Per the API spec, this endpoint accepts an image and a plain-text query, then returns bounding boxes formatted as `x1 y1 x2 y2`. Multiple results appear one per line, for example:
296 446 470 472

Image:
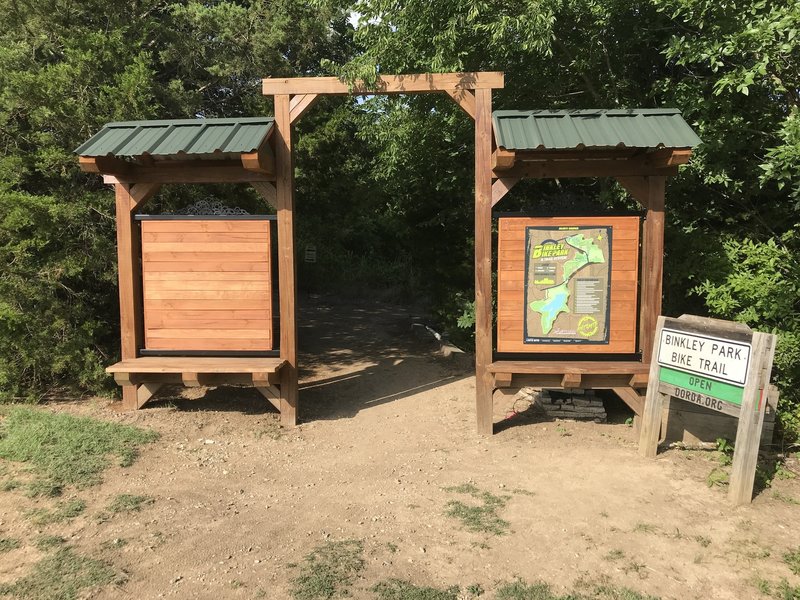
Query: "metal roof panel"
492 109 701 150
75 117 275 158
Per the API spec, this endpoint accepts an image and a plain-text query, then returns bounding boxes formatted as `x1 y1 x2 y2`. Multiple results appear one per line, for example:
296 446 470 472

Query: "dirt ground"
1 296 799 599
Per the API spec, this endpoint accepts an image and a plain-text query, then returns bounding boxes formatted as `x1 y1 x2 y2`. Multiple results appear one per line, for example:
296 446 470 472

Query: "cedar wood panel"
141 219 273 352
496 216 640 354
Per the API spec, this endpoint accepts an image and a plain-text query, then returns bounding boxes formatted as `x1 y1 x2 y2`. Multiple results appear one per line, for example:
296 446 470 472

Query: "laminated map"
523 225 612 345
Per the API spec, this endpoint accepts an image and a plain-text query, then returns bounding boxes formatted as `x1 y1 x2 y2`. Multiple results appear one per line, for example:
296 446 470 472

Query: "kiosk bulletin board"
497 216 641 354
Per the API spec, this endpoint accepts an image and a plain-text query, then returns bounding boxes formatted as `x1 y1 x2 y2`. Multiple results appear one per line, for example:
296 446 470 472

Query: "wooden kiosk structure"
77 72 700 434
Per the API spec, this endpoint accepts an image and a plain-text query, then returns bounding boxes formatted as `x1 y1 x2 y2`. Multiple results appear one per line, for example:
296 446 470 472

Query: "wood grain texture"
640 177 665 363
474 87 494 435
496 216 641 354
262 72 505 95
107 356 286 373
274 93 299 428
140 219 272 352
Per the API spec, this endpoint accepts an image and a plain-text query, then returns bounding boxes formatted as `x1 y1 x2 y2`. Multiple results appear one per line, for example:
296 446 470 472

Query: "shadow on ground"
297 296 472 421
142 295 472 422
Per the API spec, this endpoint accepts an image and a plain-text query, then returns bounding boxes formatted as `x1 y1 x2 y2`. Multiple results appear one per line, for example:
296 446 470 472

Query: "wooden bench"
489 360 650 414
107 356 286 410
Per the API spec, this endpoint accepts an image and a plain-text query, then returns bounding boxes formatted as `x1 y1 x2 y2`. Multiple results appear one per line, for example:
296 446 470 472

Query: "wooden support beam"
252 371 280 387
639 176 666 363
495 160 677 179
241 138 275 176
494 372 513 388
182 372 200 387
112 162 275 184
136 382 162 408
289 94 320 124
474 87 494 436
616 176 648 206
612 387 644 416
114 181 161 411
629 373 649 388
251 181 277 210
263 72 505 95
274 94 299 429
79 155 132 177
492 148 516 170
445 89 476 119
491 177 520 206
663 149 692 166
561 373 582 389
256 385 281 412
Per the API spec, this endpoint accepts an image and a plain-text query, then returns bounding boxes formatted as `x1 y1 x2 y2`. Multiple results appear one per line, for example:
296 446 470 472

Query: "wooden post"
729 332 777 505
114 182 160 410
639 176 665 363
638 317 667 457
474 87 494 435
274 94 299 428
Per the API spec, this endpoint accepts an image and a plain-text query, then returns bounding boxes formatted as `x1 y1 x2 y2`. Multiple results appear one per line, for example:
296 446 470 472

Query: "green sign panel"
658 367 744 405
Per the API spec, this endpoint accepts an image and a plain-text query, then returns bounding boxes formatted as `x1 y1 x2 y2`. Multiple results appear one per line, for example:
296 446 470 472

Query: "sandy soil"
1 296 799 599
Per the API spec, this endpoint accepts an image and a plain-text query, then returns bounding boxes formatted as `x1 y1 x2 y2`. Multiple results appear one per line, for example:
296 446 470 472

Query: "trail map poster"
523 225 612 345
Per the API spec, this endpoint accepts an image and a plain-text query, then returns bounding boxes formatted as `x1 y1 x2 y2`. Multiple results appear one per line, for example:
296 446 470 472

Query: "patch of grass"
385 542 398 553
694 535 712 548
467 583 485 596
0 479 21 492
373 579 460 600
25 480 63 498
511 488 536 497
784 547 800 575
34 535 66 551
0 407 158 494
289 539 364 600
706 467 730 487
107 494 154 514
26 499 86 526
776 579 800 599
633 522 658 534
0 547 113 599
100 538 127 551
622 561 648 579
495 580 569 599
773 491 800 505
443 484 510 536
0 538 21 553
604 549 626 561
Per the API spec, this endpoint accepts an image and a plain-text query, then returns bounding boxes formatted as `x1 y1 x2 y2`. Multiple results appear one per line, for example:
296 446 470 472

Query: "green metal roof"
74 117 274 159
492 109 701 151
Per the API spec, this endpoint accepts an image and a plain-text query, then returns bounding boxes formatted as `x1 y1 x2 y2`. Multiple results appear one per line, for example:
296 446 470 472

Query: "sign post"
638 315 777 505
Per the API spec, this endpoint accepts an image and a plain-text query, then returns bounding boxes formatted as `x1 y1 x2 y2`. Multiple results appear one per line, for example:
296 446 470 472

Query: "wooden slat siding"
145 271 268 281
146 338 272 351
145 262 270 272
474 87 494 436
274 93 299 428
145 290 270 300
144 242 269 253
142 232 267 242
140 220 269 232
143 251 269 262
496 216 641 354
146 280 268 291
140 219 272 353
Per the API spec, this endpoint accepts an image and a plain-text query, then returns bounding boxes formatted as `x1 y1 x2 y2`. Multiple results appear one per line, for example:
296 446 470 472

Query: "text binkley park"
639 314 777 505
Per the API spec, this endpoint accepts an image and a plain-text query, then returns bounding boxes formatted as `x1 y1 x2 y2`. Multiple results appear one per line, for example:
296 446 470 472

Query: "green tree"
0 0 351 399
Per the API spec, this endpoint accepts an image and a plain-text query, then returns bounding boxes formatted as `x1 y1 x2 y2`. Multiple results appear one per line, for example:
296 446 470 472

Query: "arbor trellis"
77 71 699 433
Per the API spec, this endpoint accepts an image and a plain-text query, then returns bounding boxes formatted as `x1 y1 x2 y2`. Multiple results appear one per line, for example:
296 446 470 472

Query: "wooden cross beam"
263 72 504 96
